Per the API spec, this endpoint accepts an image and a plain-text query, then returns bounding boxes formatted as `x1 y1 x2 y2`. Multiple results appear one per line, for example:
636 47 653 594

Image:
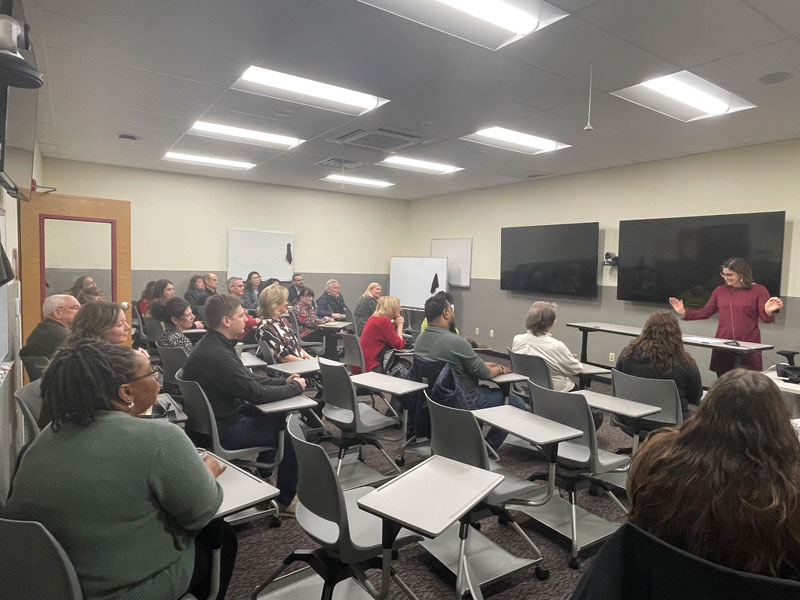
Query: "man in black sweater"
182 294 305 512
21 294 81 359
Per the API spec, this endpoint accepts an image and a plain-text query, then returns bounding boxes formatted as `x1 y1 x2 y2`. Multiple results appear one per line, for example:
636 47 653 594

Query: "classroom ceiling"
21 0 800 200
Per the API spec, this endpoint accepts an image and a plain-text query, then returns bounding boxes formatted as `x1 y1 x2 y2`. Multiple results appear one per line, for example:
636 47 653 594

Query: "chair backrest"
286 308 302 338
195 303 206 322
142 317 164 342
426 392 490 470
341 333 365 371
175 369 222 451
14 379 43 440
527 380 599 471
0 517 84 599
131 301 142 327
318 357 364 428
257 339 276 364
412 355 447 387
20 355 50 382
612 369 683 426
508 348 553 390
155 344 188 388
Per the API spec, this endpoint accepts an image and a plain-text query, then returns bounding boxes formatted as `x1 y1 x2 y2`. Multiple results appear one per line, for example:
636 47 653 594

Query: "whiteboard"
390 257 448 309
431 238 472 287
227 229 295 282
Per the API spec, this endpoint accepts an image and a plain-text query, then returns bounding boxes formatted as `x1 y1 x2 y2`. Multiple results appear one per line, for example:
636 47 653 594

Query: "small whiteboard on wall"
390 257 448 309
431 238 472 287
228 229 295 282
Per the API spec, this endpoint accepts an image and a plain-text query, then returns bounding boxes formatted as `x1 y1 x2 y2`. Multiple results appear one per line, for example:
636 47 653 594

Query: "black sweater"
182 329 302 428
615 348 702 414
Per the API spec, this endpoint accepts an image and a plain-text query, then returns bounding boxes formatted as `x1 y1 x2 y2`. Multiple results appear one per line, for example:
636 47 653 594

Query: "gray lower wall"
45 268 112 300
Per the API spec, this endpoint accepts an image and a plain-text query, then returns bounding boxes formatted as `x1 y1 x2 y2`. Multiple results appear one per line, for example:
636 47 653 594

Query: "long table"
567 321 773 368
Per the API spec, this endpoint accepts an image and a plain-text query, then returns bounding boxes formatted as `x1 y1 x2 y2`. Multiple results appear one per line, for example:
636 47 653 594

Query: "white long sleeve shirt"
511 331 582 392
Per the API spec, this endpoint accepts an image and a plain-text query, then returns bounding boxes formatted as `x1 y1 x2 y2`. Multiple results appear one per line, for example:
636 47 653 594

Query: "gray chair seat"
556 442 592 469
323 403 398 432
487 462 545 505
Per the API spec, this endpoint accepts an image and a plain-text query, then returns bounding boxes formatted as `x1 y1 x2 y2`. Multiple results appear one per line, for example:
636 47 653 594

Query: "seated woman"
76 284 106 305
615 309 702 417
184 275 206 313
67 275 94 298
628 369 800 578
136 280 156 316
360 295 406 373
242 271 261 310
292 287 332 343
258 284 312 363
151 297 196 355
69 301 131 346
511 301 582 392
6 341 237 599
353 282 381 334
145 279 175 316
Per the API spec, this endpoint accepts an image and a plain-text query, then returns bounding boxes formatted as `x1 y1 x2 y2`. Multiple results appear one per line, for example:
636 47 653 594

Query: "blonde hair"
374 296 400 318
362 282 381 297
258 283 288 319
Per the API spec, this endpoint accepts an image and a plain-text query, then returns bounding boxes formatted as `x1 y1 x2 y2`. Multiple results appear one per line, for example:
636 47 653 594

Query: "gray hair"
43 294 75 318
227 276 242 289
525 301 558 336
325 279 339 291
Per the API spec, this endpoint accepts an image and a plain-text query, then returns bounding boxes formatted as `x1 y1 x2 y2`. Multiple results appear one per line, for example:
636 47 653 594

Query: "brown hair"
524 301 557 336
620 310 696 373
628 369 800 576
721 256 754 288
68 301 124 345
204 294 241 330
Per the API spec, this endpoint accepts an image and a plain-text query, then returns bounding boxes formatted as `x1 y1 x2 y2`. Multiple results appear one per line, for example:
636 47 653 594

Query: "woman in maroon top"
668 257 782 375
360 296 406 372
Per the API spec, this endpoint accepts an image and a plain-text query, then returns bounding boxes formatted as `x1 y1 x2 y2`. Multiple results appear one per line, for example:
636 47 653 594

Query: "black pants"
187 520 238 599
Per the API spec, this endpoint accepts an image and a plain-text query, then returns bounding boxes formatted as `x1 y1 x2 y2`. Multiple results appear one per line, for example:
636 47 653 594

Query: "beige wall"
41 158 408 274
407 137 800 297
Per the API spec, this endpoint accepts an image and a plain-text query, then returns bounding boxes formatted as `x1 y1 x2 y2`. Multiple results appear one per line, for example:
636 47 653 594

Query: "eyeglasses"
720 272 737 279
126 364 162 383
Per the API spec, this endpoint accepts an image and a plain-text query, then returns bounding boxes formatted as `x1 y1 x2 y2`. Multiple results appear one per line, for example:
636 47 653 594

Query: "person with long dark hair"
668 257 782 375
628 369 800 578
137 280 156 316
68 275 94 298
242 271 261 310
6 341 236 599
184 275 206 312
616 310 702 417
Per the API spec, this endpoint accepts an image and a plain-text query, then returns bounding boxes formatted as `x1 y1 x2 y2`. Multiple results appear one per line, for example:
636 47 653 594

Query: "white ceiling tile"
747 0 800 35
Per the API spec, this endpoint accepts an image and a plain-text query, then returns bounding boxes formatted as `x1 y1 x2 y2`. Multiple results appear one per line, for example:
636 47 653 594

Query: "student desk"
349 371 428 397
211 453 280 519
266 358 321 376
358 455 504 600
318 321 353 332
240 351 268 369
567 321 773 368
255 395 318 415
764 370 800 418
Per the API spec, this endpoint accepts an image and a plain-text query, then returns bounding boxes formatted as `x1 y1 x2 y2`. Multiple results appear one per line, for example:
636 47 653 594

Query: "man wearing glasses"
21 294 81 359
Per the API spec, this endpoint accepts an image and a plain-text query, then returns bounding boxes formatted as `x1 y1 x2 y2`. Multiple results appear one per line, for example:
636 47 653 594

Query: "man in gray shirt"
414 292 526 448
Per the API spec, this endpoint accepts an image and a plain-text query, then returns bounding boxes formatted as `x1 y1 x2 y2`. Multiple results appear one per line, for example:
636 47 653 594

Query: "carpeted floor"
225 378 632 600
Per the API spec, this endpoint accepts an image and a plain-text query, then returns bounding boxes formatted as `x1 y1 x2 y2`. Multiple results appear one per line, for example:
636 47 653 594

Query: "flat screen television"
617 211 785 307
501 222 599 297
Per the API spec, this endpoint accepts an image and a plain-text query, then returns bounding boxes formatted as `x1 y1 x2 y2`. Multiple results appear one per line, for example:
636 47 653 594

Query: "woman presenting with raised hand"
668 257 782 375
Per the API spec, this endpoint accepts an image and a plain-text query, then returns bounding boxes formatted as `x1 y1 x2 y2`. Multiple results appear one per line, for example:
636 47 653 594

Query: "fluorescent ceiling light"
611 71 756 122
322 174 394 188
378 155 463 174
163 151 255 170
357 0 567 50
234 66 389 116
191 121 304 149
461 126 570 155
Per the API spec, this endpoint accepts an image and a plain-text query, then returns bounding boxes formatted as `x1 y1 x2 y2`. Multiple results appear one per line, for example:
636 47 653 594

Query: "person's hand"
395 315 404 330
287 374 307 390
485 362 498 369
202 455 226 478
668 297 685 315
194 320 204 329
136 347 150 359
333 313 344 320
765 296 783 315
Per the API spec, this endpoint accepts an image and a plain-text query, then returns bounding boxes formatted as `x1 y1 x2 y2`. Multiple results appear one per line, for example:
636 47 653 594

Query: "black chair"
571 523 800 600
777 350 798 366
20 355 49 381
394 356 446 466
155 344 188 396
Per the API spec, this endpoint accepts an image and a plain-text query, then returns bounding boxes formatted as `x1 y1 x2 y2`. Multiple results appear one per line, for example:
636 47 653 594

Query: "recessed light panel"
233 66 389 116
191 121 304 149
461 126 570 155
378 155 463 174
357 0 568 50
322 174 394 188
163 151 255 170
612 71 756 122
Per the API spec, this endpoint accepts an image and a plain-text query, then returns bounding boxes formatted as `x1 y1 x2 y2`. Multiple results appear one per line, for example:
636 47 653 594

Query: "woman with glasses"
7 341 237 599
668 257 782 375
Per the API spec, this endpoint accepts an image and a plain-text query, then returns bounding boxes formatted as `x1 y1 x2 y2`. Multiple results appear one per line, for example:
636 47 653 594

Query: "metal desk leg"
377 519 402 600
579 330 589 364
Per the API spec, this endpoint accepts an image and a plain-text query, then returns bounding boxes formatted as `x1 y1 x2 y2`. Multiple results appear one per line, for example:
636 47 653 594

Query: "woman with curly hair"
628 369 800 578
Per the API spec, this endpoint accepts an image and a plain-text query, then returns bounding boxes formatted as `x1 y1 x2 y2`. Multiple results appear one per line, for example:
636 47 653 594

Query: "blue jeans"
474 387 527 449
220 412 297 506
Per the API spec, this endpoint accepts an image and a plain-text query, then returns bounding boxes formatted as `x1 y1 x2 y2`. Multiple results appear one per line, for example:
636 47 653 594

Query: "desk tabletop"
764 370 800 395
319 321 353 330
580 363 611 376
575 389 661 418
357 455 503 539
490 371 529 384
240 352 267 368
350 371 428 396
256 395 318 415
473 405 582 446
209 453 279 519
266 358 321 376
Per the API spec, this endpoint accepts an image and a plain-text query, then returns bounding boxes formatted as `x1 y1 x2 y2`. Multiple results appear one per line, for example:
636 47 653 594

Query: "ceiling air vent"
326 128 422 151
315 158 364 170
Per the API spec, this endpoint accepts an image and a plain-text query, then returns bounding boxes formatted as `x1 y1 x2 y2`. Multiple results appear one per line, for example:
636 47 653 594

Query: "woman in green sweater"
7 341 234 599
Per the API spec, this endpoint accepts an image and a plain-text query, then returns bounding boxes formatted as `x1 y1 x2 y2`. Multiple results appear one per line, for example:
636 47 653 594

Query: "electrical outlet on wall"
489 330 494 337
609 352 615 363
475 327 479 335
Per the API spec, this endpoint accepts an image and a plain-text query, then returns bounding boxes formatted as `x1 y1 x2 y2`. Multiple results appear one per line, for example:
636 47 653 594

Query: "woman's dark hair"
69 275 94 298
152 279 173 300
138 280 156 302
259 277 280 292
619 310 696 373
68 301 123 345
188 275 204 291
76 285 104 305
151 297 190 328
628 369 800 577
43 340 140 431
298 286 314 298
721 257 754 288
245 271 261 291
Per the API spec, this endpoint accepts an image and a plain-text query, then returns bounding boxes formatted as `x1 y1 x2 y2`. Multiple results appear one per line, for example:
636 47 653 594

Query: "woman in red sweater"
360 296 406 372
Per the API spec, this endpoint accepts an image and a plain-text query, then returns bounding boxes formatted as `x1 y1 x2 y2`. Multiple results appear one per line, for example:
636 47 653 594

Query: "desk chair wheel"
270 516 282 528
470 522 482 531
394 457 406 467
535 566 550 580
497 514 510 527
588 484 600 497
569 556 581 570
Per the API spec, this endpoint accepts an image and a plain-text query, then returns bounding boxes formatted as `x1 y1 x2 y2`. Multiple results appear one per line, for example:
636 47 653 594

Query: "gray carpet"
226 379 632 600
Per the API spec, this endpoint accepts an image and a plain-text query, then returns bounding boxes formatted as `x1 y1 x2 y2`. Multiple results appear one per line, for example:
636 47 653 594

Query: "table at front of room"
567 321 773 369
